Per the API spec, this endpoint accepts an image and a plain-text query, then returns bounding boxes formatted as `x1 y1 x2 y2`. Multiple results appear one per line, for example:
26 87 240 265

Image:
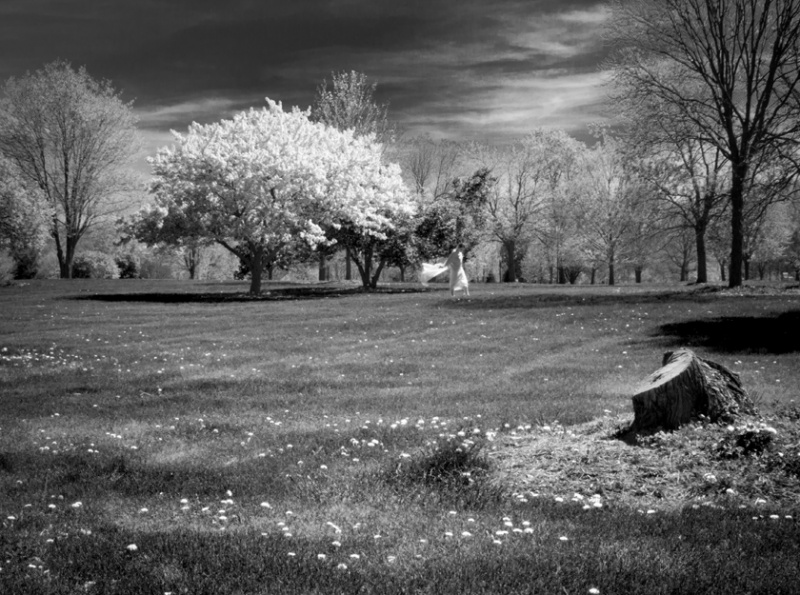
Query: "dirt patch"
490 413 800 511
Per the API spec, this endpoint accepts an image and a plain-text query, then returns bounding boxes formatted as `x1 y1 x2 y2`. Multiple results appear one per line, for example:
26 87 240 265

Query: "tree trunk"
744 257 751 281
248 245 264 295
608 262 615 286
695 223 708 283
345 247 352 280
504 240 517 283
629 349 755 432
729 163 747 288
590 267 596 285
635 267 643 283
318 251 326 281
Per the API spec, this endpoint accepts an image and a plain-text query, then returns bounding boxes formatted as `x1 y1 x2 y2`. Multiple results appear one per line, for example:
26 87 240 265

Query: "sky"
0 0 614 170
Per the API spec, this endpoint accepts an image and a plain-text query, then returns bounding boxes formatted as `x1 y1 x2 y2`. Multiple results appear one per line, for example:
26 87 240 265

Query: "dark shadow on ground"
442 287 719 310
70 285 429 303
657 310 800 354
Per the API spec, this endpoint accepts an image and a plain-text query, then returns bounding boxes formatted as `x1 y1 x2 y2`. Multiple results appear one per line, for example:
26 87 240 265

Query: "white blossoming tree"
144 99 414 294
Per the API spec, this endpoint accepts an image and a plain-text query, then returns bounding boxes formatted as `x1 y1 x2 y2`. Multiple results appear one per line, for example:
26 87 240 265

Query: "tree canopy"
143 99 413 294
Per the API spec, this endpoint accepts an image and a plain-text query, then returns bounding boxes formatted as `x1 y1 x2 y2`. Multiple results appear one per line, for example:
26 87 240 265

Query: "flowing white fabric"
420 262 448 286
420 250 469 294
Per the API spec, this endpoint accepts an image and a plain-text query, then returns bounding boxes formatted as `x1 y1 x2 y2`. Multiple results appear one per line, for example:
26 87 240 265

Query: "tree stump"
630 349 755 432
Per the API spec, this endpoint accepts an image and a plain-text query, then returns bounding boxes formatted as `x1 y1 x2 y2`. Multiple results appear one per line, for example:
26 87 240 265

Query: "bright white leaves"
148 99 414 253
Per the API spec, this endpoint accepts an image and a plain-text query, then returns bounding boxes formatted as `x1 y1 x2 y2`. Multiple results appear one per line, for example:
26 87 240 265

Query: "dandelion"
317 554 327 560
349 554 360 560
461 531 472 537
492 539 503 545
126 544 138 552
559 536 569 541
589 589 601 594
444 531 454 538
332 540 341 547
337 563 348 570
260 502 271 508
287 552 296 557
326 521 342 533
387 555 397 563
71 501 83 509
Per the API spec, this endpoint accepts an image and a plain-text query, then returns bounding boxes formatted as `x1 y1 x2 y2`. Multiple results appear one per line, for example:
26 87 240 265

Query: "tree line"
2 0 799 289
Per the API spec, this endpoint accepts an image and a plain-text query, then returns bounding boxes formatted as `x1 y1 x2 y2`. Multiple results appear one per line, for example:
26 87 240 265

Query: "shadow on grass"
445 288 714 310
658 310 800 354
69 285 429 303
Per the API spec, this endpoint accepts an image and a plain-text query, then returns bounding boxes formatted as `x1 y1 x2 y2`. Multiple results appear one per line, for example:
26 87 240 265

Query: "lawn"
1 279 799 594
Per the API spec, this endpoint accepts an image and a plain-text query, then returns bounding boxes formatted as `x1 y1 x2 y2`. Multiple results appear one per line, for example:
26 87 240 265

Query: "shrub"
72 251 120 279
384 429 504 508
115 253 139 279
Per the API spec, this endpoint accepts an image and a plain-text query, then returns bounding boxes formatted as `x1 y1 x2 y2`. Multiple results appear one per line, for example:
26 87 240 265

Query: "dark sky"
0 0 612 167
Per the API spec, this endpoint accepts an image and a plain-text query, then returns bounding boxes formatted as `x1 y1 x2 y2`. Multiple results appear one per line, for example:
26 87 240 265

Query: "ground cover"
1 279 799 594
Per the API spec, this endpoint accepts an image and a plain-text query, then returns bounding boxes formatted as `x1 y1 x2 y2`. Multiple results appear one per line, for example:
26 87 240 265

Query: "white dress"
444 250 469 294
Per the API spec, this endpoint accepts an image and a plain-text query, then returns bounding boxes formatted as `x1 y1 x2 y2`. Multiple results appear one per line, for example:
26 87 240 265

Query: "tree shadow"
70 285 428 303
657 311 800 354
444 288 716 310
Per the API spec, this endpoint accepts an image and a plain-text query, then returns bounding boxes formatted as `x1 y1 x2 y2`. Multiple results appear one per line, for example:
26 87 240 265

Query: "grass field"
1 279 799 594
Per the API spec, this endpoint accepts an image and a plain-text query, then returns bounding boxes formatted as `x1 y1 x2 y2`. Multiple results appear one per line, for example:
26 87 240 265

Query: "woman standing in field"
420 244 470 297
443 244 469 297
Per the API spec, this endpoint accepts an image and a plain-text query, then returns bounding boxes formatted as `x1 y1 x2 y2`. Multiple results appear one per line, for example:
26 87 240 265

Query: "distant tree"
622 93 730 283
311 70 398 281
311 70 395 142
575 136 652 285
144 100 412 295
608 0 800 288
403 135 462 200
473 131 581 283
0 60 139 278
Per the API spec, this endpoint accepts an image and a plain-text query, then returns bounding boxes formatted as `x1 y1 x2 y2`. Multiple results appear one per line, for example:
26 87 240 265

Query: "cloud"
1 0 613 151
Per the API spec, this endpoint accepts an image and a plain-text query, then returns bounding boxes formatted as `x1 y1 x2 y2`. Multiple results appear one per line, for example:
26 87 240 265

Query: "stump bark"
630 349 755 432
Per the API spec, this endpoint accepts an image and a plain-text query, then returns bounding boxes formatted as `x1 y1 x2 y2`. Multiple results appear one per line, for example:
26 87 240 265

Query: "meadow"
1 278 799 594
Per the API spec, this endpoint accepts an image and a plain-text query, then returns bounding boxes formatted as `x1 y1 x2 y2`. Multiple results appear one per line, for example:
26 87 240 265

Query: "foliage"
414 167 493 262
115 253 140 279
0 60 139 278
145 99 413 294
72 251 121 279
0 157 49 279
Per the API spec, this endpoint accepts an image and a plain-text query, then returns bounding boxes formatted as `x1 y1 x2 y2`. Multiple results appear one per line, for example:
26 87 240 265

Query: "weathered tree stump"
630 349 755 432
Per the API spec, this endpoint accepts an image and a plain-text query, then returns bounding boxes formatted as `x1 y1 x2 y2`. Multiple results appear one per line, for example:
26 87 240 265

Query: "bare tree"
0 60 140 278
575 137 652 285
403 135 462 200
608 0 800 287
470 131 575 283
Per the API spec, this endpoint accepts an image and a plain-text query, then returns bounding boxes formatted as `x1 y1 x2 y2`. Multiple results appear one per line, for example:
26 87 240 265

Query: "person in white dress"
420 244 470 297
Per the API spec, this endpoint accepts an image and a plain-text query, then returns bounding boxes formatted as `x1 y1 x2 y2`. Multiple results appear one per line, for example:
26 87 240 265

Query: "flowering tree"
145 99 412 294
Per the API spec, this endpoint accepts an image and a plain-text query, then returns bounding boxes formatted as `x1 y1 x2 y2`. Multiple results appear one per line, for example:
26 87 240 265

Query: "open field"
2 279 800 594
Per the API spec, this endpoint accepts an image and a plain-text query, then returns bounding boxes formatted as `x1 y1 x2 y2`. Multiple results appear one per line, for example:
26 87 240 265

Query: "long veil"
419 262 449 286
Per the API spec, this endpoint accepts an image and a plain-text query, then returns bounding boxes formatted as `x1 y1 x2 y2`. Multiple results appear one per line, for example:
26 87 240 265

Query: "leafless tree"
0 60 140 278
608 0 800 287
